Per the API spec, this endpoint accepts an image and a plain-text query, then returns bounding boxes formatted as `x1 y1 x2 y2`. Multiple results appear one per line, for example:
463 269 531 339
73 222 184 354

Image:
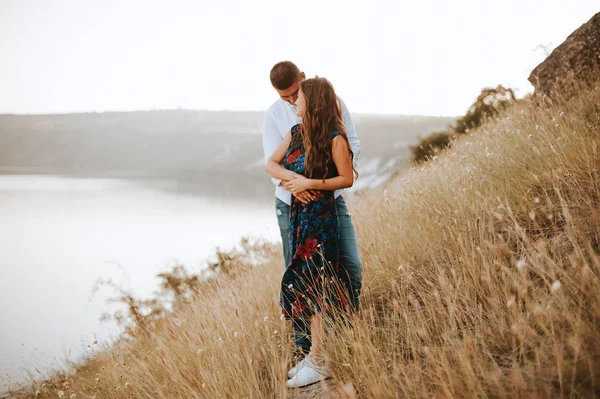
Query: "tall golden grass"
17 86 600 398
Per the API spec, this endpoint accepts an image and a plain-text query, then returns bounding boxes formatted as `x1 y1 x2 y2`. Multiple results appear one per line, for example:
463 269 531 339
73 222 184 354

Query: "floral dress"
280 124 351 321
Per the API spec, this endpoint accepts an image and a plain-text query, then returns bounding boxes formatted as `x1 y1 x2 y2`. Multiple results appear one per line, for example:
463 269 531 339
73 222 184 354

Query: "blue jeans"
276 195 363 354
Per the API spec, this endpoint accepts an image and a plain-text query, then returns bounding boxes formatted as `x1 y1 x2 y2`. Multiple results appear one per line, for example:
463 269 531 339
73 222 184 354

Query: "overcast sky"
0 0 598 116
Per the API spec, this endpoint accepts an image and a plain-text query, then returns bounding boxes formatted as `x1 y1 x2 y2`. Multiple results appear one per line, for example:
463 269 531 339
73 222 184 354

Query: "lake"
0 174 279 386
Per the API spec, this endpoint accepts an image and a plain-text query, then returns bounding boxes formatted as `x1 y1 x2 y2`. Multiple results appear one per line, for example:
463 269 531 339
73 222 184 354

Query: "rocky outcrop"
529 12 600 100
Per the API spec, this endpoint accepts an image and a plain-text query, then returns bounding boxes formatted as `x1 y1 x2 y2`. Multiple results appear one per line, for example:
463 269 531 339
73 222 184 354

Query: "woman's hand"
282 180 316 204
288 175 312 195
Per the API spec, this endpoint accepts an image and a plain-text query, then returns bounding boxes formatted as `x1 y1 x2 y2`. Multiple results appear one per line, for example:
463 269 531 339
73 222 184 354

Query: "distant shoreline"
0 170 273 204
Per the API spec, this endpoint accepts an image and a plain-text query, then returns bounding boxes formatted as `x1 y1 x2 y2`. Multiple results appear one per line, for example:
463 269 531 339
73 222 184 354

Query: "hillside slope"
12 86 600 398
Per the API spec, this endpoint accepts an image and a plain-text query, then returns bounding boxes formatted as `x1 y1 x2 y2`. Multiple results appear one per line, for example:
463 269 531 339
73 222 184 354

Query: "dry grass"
14 87 600 398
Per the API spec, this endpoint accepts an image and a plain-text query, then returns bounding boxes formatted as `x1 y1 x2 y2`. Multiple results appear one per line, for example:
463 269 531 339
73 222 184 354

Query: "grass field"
11 86 600 398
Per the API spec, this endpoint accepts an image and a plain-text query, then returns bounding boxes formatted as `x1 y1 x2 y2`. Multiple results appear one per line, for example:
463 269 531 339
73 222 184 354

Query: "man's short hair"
270 61 301 90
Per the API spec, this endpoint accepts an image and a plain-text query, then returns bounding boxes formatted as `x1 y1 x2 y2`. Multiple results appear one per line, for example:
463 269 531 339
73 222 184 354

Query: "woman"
265 77 357 388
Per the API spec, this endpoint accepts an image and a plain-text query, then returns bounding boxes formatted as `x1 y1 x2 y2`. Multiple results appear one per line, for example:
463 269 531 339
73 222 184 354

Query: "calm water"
0 175 279 385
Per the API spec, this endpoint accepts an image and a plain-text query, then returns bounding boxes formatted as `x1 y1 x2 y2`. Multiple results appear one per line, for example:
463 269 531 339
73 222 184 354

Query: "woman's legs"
286 313 330 388
309 314 326 366
277 198 312 355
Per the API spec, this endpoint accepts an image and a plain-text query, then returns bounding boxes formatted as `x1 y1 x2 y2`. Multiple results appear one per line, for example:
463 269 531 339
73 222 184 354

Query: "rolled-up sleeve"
262 111 283 186
339 97 360 166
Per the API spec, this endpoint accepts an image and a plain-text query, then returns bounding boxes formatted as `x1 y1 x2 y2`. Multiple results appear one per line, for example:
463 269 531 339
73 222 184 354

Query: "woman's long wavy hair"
299 77 358 181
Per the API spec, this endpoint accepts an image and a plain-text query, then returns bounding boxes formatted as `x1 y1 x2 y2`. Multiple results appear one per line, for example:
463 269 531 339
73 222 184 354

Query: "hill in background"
0 111 455 200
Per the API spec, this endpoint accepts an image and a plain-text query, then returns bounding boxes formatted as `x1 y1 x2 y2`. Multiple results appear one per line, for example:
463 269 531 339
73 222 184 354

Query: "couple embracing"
262 61 363 388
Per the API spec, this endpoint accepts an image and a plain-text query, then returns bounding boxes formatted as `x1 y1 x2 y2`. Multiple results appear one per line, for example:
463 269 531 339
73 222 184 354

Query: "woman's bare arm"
288 136 354 193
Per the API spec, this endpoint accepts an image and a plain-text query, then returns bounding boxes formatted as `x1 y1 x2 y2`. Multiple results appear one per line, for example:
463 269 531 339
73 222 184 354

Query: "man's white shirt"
262 97 361 206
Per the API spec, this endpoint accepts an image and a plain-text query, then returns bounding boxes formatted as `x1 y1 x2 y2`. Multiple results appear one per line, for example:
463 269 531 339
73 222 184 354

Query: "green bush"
410 131 454 163
454 85 517 134
410 85 518 163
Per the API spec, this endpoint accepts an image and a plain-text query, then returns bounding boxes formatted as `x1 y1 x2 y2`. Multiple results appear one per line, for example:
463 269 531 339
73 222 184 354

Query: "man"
262 61 363 357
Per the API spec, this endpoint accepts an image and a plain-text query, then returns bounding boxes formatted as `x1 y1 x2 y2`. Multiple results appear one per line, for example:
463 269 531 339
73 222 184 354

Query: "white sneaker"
287 355 309 378
286 354 331 388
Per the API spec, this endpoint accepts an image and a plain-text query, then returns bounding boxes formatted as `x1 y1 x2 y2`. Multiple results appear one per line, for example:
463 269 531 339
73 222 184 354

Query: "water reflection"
0 175 278 384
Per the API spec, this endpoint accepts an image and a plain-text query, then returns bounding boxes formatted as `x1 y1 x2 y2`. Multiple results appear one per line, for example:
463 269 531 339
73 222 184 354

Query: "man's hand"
282 180 316 204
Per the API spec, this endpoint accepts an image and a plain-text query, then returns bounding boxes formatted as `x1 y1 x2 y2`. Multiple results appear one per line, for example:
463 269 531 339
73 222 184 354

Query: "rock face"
529 12 600 100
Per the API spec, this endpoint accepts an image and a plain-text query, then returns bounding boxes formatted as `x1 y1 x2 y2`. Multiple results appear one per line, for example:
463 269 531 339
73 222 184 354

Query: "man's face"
275 72 306 105
295 87 307 117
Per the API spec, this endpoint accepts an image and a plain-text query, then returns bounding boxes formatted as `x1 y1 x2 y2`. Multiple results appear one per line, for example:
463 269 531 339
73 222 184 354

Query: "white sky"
0 0 598 116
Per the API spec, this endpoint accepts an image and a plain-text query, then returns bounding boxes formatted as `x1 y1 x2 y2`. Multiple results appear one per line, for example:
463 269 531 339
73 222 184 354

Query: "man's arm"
265 132 297 181
262 111 315 204
262 111 283 187
339 97 361 166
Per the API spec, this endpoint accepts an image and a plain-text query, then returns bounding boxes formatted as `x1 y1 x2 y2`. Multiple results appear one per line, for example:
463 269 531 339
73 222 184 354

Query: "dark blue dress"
280 124 351 320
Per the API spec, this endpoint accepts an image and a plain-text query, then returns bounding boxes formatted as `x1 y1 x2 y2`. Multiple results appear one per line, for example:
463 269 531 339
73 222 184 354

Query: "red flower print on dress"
291 294 307 318
297 238 318 259
287 150 301 163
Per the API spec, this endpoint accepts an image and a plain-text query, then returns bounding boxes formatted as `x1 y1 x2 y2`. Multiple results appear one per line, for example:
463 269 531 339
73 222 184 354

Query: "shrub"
454 85 517 134
410 131 454 163
410 85 518 163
